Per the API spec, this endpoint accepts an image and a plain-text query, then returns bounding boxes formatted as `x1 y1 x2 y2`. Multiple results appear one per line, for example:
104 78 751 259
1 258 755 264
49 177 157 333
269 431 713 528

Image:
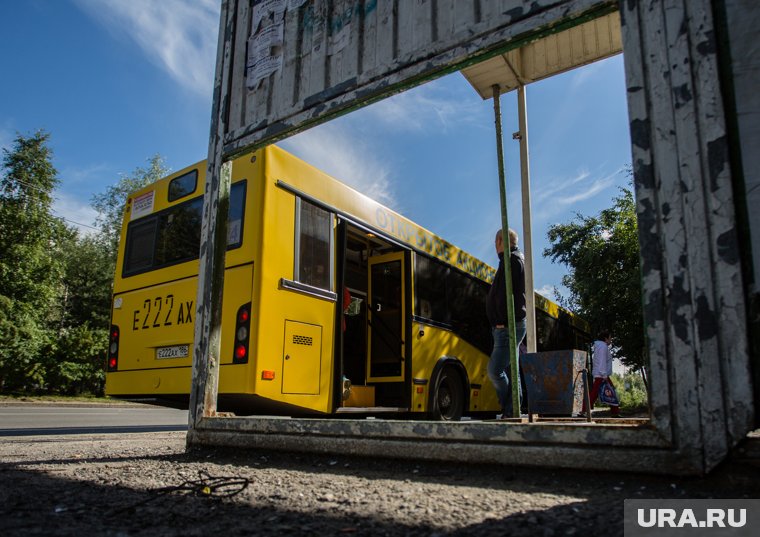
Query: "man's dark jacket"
486 247 526 327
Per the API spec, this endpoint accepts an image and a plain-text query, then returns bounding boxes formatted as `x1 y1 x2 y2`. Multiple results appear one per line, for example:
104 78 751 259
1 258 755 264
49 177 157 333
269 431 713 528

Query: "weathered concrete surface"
2 430 759 536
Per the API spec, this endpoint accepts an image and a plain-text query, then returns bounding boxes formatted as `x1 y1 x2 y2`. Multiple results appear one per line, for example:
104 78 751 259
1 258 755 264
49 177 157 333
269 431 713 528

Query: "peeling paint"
629 118 651 150
707 136 728 193
695 295 718 341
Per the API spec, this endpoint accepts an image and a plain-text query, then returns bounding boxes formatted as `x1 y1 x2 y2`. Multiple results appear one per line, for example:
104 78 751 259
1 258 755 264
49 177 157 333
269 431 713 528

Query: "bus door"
367 252 406 383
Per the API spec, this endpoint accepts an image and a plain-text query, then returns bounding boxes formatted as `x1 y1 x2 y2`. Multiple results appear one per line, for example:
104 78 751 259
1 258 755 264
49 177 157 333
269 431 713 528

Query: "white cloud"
280 121 396 208
534 167 623 211
362 77 488 134
534 169 591 203
52 192 99 236
569 59 608 91
74 0 219 97
535 284 556 298
559 171 618 205
60 163 112 185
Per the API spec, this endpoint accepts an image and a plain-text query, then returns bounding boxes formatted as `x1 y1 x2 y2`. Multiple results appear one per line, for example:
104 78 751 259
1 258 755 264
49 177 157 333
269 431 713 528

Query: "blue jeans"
488 320 527 416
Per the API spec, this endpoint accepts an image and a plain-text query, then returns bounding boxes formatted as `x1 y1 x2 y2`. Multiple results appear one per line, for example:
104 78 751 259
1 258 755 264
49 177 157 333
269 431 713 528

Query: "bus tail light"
108 325 119 371
232 302 251 363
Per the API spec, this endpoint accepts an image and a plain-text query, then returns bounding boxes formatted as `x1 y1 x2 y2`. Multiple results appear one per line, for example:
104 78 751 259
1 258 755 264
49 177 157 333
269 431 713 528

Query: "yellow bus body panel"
249 149 335 413
409 323 499 414
106 264 254 396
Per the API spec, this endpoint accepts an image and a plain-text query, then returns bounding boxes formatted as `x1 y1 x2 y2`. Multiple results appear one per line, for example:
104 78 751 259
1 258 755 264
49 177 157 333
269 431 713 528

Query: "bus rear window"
123 181 247 277
124 219 157 273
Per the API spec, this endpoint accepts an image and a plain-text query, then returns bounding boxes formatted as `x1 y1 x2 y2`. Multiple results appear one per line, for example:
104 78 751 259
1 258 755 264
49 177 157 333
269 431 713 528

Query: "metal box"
521 350 587 416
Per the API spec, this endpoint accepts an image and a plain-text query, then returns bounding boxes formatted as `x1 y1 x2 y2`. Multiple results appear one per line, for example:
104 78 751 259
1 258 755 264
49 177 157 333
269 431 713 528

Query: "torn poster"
246 18 285 89
252 0 286 33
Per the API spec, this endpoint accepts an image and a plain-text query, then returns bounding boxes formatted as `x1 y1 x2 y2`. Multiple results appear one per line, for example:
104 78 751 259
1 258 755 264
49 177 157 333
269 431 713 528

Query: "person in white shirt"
582 330 620 416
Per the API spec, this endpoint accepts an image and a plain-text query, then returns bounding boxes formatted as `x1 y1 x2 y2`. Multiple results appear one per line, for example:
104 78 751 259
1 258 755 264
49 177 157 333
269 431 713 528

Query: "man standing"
486 228 527 418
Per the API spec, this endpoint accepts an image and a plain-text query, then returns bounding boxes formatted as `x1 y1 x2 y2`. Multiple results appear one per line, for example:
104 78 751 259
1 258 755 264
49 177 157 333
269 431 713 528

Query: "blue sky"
1 0 632 301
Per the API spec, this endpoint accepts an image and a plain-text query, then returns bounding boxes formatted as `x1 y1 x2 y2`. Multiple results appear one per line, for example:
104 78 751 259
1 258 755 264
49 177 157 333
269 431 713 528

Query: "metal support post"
492 85 520 418
189 0 233 433
517 85 537 353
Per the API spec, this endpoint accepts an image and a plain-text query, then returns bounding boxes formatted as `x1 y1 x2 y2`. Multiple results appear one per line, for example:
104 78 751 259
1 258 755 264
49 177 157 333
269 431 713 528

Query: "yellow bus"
105 145 590 419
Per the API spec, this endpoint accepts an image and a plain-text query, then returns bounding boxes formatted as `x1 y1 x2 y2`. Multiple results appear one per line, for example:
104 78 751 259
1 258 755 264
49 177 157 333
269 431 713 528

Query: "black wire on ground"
108 470 250 516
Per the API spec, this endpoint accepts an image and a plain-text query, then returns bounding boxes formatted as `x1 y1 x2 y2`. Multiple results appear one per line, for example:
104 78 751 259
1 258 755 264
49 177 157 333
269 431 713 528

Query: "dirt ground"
2 425 760 537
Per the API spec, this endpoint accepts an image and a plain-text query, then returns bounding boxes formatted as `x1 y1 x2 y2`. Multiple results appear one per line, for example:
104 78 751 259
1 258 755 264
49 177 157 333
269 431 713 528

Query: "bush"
42 325 108 396
0 295 50 392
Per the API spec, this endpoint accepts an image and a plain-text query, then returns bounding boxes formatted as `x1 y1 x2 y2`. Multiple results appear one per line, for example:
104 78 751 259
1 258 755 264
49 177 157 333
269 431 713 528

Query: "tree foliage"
0 131 69 390
544 187 645 370
0 132 165 395
0 130 69 315
90 154 168 262
0 132 170 395
41 324 107 396
59 233 114 330
0 295 49 391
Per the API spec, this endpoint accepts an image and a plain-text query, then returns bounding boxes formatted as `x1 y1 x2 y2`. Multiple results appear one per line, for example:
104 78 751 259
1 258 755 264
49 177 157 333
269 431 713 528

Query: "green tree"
46 233 111 395
0 130 68 311
42 324 107 395
90 154 168 263
0 295 48 391
59 233 114 330
544 187 645 370
0 130 70 391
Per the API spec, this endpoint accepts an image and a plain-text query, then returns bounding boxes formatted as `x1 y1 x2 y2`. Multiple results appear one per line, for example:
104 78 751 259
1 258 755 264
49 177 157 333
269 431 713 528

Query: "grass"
0 393 138 405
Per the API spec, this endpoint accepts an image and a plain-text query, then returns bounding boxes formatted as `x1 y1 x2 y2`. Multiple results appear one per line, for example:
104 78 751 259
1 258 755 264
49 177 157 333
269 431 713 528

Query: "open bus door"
367 252 406 386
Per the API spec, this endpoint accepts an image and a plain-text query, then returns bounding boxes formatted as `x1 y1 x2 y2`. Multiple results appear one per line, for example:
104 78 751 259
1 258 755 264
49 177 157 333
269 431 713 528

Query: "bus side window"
413 255 448 322
295 198 332 290
536 310 556 351
227 181 246 247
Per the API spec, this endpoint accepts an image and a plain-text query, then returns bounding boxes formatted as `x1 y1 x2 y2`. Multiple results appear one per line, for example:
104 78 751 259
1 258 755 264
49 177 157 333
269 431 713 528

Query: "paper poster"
252 0 286 33
247 0 288 88
131 190 155 221
246 21 285 88
227 219 241 245
287 0 307 10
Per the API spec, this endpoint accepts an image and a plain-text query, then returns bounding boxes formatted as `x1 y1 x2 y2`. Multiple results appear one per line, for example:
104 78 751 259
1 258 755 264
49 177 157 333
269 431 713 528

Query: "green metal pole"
492 85 520 418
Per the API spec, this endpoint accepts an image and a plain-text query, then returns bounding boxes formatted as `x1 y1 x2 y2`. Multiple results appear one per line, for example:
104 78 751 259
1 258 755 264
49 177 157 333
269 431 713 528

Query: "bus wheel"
431 366 464 421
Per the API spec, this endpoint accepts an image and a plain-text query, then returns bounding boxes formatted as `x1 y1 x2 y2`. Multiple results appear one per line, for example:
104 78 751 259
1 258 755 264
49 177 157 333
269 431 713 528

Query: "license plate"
156 345 189 359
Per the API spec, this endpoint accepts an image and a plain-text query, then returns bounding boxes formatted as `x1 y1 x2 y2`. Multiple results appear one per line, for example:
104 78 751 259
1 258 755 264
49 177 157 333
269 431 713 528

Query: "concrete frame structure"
187 0 758 475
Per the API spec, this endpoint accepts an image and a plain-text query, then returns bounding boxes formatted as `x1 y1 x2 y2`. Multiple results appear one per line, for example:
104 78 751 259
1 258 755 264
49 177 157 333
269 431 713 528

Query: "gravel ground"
1 430 760 536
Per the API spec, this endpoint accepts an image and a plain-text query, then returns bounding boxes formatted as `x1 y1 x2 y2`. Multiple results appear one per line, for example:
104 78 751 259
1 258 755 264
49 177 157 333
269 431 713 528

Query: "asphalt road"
0 403 188 436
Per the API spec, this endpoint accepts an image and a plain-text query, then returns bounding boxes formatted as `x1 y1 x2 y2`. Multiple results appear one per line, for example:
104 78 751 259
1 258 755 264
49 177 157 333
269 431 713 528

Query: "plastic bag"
599 379 619 406
346 296 362 316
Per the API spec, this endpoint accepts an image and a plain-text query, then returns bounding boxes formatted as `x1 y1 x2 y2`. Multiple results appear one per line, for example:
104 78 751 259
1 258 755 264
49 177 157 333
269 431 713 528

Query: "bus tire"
430 365 465 421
